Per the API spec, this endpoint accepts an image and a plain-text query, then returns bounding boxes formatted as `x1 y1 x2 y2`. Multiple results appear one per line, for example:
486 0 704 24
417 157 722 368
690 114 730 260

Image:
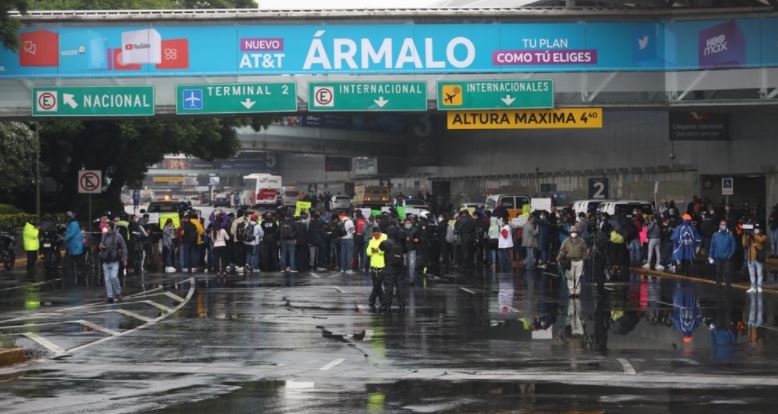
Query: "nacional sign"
446 108 603 130
32 86 154 117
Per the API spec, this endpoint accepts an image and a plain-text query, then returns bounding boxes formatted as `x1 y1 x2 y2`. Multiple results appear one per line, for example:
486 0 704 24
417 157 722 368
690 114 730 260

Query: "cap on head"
682 214 692 221
372 227 382 233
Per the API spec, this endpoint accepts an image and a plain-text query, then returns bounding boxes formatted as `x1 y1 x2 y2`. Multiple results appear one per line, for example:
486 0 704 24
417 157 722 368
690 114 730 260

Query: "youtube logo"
155 38 189 70
19 30 59 67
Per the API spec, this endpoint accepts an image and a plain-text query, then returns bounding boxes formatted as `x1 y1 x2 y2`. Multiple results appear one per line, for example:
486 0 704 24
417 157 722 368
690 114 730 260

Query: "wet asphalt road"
1 264 778 413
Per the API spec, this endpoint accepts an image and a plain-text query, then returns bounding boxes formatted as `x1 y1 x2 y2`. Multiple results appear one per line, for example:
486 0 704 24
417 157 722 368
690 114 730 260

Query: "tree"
0 122 37 193
0 1 27 51
22 0 264 214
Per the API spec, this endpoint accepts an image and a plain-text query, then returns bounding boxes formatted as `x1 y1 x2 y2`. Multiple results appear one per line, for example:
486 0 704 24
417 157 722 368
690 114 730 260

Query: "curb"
630 266 778 295
0 348 26 367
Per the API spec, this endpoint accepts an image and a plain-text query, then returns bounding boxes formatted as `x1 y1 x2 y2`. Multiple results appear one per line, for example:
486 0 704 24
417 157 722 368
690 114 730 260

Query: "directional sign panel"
176 82 297 115
32 86 154 117
78 170 102 194
437 80 553 110
308 82 427 112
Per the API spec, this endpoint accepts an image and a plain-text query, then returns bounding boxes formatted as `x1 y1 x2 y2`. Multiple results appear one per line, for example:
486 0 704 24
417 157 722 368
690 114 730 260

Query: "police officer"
381 227 407 313
366 226 387 312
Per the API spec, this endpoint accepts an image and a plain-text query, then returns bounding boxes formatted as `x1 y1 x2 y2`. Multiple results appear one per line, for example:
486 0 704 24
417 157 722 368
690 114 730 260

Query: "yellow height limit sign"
447 108 603 130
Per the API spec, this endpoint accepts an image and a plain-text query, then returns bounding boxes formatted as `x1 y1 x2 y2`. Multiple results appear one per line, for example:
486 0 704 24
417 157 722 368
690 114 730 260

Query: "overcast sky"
256 0 539 9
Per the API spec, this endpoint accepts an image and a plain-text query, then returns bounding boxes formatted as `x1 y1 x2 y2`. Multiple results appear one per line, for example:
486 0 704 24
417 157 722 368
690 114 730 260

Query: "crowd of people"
20 194 777 306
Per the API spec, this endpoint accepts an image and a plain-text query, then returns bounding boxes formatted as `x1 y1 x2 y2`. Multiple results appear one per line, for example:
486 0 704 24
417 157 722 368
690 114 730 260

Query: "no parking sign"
78 170 102 194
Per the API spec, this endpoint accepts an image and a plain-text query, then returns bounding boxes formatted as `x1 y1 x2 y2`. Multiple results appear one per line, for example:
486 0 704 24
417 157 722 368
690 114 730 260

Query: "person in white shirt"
210 224 230 277
497 217 514 272
339 211 356 273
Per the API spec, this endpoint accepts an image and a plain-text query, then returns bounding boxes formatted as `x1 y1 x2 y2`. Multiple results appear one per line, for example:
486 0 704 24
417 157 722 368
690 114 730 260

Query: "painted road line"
143 300 173 313
72 320 120 336
0 313 64 324
618 358 637 375
286 381 315 389
123 286 164 299
0 278 62 292
112 309 153 323
164 291 187 303
460 287 476 295
310 273 321 279
21 332 65 354
319 358 345 371
329 286 345 294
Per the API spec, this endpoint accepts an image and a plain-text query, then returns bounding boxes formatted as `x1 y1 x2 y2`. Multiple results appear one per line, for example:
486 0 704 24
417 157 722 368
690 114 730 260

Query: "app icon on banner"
699 20 745 68
121 28 162 65
59 30 108 70
109 48 141 70
156 38 189 69
18 30 59 67
633 24 676 68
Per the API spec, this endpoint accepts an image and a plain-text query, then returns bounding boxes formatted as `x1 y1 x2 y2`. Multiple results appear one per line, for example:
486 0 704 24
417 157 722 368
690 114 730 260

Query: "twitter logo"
638 35 649 50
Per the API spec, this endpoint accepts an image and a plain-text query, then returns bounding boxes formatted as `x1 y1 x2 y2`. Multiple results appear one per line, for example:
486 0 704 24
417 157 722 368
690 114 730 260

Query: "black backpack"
335 220 347 238
244 223 256 243
280 222 296 240
236 221 247 242
381 239 404 266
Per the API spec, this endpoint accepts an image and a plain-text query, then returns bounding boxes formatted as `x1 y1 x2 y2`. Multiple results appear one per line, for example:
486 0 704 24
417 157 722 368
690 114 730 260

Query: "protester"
671 214 702 275
99 222 127 303
338 211 356 273
709 220 736 288
743 223 767 293
557 228 587 298
497 217 513 272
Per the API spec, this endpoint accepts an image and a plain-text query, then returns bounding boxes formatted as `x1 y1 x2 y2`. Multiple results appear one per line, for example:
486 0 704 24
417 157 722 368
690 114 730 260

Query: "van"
596 200 654 218
485 194 530 219
573 199 612 216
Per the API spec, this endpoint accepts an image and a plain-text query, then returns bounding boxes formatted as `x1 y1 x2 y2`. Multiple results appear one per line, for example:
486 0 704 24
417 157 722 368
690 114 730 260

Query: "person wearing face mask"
366 226 388 312
381 226 407 313
402 218 420 285
558 228 587 298
708 220 736 288
643 216 663 271
742 223 767 293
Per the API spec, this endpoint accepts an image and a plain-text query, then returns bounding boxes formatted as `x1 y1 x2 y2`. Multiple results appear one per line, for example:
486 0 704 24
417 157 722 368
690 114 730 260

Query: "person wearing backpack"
338 211 356 273
279 214 298 272
243 214 263 273
353 210 368 274
231 210 248 274
181 214 198 273
260 213 279 272
99 222 127 303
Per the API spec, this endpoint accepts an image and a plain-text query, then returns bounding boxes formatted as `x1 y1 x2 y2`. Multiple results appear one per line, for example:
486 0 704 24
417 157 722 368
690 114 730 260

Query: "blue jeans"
102 261 121 299
488 248 497 266
340 238 354 271
404 250 417 282
747 260 764 288
524 247 535 269
629 239 642 264
181 244 198 270
162 245 173 267
771 228 778 256
498 248 512 271
281 240 296 271
245 243 261 270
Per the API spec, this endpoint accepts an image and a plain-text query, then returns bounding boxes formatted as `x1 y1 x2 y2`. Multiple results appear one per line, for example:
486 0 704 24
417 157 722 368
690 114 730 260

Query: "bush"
0 204 23 215
0 213 67 230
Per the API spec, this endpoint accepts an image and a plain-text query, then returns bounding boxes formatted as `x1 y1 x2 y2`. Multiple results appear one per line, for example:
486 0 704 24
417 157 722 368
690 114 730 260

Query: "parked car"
485 194 530 219
596 200 654 218
213 195 231 208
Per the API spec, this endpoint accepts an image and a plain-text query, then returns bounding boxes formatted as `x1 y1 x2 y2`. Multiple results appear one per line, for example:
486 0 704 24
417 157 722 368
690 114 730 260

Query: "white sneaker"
290 269 298 273
668 265 676 273
165 266 176 273
190 268 197 273
656 265 665 271
757 287 763 293
183 268 189 273
746 288 756 293
641 264 650 269
346 270 354 274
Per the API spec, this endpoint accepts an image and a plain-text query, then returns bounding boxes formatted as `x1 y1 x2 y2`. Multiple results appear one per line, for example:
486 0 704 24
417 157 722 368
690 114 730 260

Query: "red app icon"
18 30 59 67
155 38 189 70
110 48 141 70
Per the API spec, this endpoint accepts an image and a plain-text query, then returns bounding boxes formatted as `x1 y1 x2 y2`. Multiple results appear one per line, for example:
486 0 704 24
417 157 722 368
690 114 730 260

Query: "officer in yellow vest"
23 220 40 276
366 226 387 312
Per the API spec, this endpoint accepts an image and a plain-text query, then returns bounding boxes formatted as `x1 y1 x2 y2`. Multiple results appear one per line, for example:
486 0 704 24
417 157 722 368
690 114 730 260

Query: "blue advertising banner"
1 17 777 78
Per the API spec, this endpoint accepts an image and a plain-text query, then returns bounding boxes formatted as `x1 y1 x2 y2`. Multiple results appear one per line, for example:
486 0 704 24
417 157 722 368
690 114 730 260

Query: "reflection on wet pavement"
0 266 777 413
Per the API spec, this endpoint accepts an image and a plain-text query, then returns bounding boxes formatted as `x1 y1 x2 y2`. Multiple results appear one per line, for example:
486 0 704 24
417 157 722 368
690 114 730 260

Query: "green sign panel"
176 82 297 115
308 82 427 112
32 86 154 117
437 80 554 110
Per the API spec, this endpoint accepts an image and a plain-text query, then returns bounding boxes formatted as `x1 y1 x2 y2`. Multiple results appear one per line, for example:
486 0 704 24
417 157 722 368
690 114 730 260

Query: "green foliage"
0 0 27 51
0 204 23 214
0 213 65 229
0 122 37 192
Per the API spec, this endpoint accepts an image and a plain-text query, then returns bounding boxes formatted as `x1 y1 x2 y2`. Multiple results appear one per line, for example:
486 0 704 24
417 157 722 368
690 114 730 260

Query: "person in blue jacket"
63 211 84 283
708 220 736 288
671 213 702 275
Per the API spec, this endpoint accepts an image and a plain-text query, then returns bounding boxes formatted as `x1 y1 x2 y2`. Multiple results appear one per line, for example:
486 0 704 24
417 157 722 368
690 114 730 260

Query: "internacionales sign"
32 86 154 117
437 80 553 110
446 108 603 129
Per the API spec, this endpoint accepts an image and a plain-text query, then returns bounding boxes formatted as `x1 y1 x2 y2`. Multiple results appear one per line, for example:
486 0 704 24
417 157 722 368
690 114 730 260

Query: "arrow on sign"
501 95 516 106
240 98 256 110
373 96 389 108
63 93 78 109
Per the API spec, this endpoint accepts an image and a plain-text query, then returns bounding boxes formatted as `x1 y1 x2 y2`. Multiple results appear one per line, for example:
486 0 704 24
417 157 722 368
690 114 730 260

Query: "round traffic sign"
38 92 57 110
315 87 333 106
80 172 100 192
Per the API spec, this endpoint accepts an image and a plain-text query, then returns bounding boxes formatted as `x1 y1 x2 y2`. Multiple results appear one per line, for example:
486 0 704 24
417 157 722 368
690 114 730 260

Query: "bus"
242 174 282 208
